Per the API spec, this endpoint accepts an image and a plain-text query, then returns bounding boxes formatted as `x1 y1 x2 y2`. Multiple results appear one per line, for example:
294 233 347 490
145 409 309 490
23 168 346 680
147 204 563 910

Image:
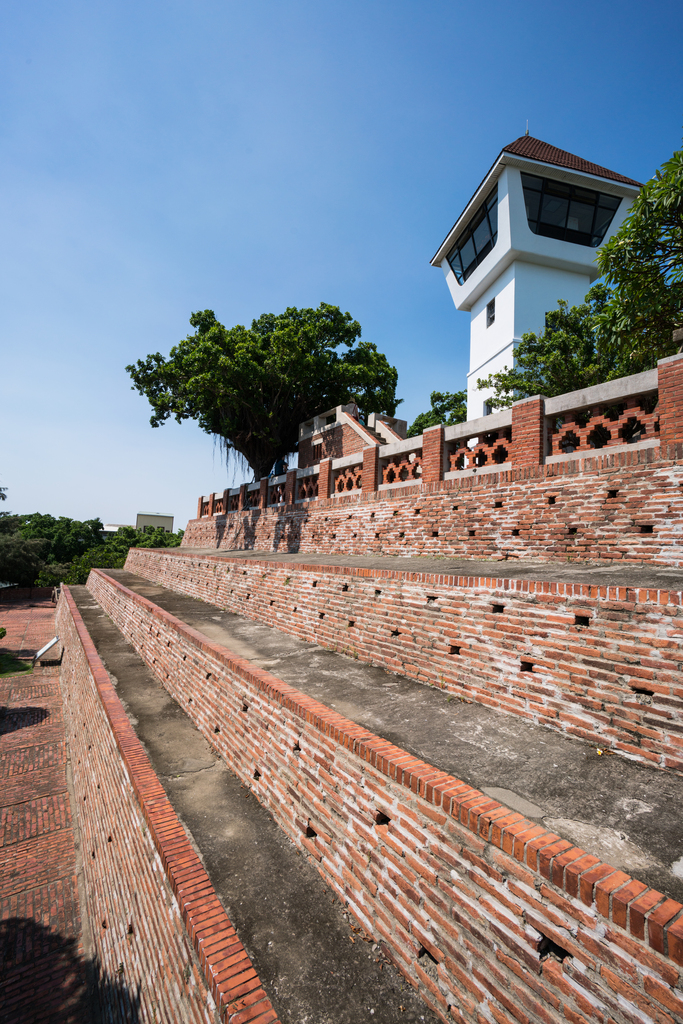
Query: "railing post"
657 350 683 450
511 396 546 467
318 458 332 499
239 483 248 509
196 496 204 519
284 468 298 505
208 492 216 517
422 425 444 483
259 477 269 509
362 446 379 493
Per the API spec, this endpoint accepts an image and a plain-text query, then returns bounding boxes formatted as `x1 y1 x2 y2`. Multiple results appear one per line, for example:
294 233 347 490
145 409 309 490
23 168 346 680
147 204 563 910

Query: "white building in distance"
431 136 642 418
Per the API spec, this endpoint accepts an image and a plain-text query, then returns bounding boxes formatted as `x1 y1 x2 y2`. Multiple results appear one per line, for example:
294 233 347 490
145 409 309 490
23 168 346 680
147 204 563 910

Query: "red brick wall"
56 588 277 1024
183 446 683 567
125 547 683 774
299 423 369 468
86 568 683 1024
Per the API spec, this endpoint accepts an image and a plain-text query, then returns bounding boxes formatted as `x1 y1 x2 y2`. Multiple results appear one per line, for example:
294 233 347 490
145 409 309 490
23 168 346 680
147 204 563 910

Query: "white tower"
430 137 642 418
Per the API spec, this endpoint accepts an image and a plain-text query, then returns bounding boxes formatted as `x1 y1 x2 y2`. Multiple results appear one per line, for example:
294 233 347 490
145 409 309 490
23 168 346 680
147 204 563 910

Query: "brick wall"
86 568 683 1024
183 446 683 566
299 422 368 468
125 547 683 774
56 588 278 1024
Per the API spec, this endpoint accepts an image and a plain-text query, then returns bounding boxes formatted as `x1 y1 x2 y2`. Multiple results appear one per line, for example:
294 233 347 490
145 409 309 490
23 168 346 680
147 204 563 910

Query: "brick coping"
60 585 279 1023
90 568 683 967
128 547 683 607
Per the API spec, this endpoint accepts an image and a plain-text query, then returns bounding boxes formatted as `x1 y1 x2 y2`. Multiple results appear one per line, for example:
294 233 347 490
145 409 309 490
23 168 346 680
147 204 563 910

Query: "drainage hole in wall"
452 505 459 511
253 769 261 780
241 703 249 713
342 583 349 592
353 533 357 538
512 528 520 536
468 530 475 537
214 725 220 734
608 489 619 499
539 934 571 962
417 946 439 966
432 531 439 537
188 697 193 703
426 596 437 605
548 496 556 505
319 612 325 619
390 628 400 637
128 924 134 935
414 508 421 515
568 527 578 535
520 661 533 673
449 645 461 656
305 824 317 838
348 620 355 628
293 742 301 755
575 615 590 627
495 501 503 508
91 850 96 859
640 524 654 534
631 686 655 696
331 533 336 539
399 532 405 538
492 604 504 614
108 836 112 843
270 599 275 605
205 672 211 680
312 580 317 587
375 532 380 539
374 810 391 826
375 589 382 596
102 921 107 930
393 510 398 516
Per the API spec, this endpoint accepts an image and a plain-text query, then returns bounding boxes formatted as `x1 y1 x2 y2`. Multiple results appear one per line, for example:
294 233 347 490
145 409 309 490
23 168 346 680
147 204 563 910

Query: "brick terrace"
0 593 90 1024
0 590 57 659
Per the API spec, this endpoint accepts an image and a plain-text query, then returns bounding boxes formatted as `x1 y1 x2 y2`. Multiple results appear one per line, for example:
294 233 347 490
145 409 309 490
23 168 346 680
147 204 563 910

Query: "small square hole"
342 583 349 591
399 531 405 538
468 530 475 537
375 589 382 596
495 501 503 508
414 508 421 515
348 619 355 628
375 532 380 539
568 527 578 535
640 524 654 534
319 612 325 619
548 496 556 505
449 645 461 655
520 661 533 673
452 505 459 511
432 530 439 537
608 489 618 499
492 604 504 614
575 614 590 627
374 810 391 826
512 528 520 537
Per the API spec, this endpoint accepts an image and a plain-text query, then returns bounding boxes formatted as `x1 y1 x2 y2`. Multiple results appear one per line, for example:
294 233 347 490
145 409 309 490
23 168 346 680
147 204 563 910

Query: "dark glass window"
486 298 495 327
521 173 621 247
447 188 498 284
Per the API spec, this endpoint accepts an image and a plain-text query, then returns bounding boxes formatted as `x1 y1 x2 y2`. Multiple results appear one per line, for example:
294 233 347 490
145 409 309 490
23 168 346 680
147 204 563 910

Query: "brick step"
67 585 437 1024
124 547 683 776
83 566 683 1024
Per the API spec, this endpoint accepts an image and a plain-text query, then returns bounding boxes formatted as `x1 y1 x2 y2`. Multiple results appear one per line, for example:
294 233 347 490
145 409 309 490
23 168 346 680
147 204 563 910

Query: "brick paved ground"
0 594 91 1024
0 591 58 660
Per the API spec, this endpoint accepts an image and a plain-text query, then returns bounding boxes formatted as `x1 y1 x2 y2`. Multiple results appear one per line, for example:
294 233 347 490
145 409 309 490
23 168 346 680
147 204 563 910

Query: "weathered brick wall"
86 568 683 1024
299 422 368 468
183 446 683 566
125 548 683 774
56 588 278 1024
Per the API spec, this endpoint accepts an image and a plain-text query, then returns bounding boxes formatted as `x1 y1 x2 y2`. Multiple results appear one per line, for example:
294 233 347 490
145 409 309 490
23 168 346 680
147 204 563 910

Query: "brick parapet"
658 352 683 447
56 586 279 1024
318 458 332 499
181 446 683 566
125 546 683 773
362 446 379 493
421 425 445 483
511 395 546 466
87 567 683 1023
284 468 297 505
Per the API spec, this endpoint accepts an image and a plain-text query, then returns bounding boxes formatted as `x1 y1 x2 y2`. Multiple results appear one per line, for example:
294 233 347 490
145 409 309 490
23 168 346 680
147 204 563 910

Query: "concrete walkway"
72 586 437 1024
178 547 683 591
110 569 683 908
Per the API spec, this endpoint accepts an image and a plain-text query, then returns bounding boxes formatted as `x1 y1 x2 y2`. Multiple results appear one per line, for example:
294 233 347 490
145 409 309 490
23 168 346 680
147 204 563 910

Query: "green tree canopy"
126 304 401 481
476 285 616 409
35 525 185 587
595 143 683 373
16 513 104 563
407 391 467 437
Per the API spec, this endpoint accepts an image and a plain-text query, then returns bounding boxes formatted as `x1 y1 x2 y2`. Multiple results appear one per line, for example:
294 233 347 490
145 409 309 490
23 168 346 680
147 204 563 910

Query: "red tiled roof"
503 136 642 187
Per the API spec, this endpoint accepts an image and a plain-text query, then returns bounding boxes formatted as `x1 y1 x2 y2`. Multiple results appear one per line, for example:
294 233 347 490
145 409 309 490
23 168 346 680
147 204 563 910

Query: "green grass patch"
0 652 33 678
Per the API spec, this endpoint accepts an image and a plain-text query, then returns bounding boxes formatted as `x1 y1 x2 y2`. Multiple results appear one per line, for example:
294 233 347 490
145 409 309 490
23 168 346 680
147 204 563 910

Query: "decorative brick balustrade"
447 425 512 472
381 450 423 485
333 464 362 493
297 474 319 500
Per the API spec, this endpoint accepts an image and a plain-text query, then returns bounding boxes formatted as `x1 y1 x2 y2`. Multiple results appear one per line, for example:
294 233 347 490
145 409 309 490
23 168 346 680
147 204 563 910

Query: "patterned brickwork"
0 629 88 1024
56 586 279 1024
87 567 683 1024
126 547 683 773
183 444 683 565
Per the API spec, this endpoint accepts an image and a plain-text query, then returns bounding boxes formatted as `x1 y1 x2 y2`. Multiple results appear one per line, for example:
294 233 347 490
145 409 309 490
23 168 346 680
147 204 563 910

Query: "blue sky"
1 0 681 530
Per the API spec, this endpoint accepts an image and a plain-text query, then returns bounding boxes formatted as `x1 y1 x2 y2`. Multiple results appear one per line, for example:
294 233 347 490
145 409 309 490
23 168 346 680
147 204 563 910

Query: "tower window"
447 188 498 284
521 173 621 247
486 298 495 328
